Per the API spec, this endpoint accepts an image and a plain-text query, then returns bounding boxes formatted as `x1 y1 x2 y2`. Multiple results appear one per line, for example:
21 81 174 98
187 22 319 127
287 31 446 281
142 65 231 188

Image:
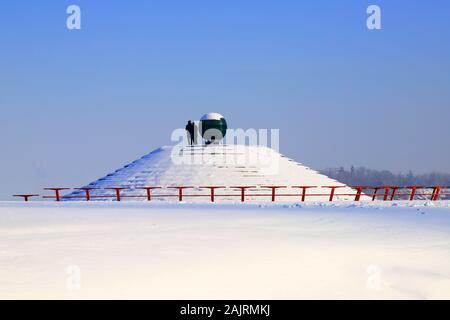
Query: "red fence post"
323 186 345 202
352 186 367 201
107 187 126 201
407 186 421 201
231 186 256 202
13 194 40 202
169 187 194 202
76 188 97 201
200 186 226 202
137 187 162 201
431 186 442 201
389 186 401 201
371 187 381 201
261 186 287 202
291 186 316 202
383 187 391 201
44 188 70 201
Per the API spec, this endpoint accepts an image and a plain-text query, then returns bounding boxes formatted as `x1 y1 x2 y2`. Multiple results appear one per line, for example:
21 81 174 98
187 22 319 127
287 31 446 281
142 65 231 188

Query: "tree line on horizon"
321 166 450 187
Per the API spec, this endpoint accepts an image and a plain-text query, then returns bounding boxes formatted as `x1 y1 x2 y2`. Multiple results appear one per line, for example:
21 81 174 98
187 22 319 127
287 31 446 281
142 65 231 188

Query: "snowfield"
1 201 450 300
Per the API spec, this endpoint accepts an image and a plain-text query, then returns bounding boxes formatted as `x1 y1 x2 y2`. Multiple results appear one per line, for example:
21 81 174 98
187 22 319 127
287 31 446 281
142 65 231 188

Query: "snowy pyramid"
68 144 362 202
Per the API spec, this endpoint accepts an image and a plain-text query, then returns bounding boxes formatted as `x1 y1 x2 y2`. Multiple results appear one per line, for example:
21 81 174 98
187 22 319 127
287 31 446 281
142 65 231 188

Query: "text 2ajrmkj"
180 304 270 318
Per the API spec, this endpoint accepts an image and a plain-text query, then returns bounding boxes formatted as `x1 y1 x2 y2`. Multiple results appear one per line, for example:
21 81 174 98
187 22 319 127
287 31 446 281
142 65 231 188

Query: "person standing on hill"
185 121 195 145
193 121 198 145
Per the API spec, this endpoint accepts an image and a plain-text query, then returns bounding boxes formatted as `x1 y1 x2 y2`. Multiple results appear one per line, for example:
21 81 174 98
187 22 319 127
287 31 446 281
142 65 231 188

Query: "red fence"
13 185 450 202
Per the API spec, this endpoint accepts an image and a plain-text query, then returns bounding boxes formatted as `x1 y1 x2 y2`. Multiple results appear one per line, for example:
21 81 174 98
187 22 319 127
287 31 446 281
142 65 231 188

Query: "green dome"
200 113 227 144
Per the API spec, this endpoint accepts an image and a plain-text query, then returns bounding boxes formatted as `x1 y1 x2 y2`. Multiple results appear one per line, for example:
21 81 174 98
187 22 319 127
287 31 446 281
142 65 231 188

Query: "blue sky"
0 1 449 199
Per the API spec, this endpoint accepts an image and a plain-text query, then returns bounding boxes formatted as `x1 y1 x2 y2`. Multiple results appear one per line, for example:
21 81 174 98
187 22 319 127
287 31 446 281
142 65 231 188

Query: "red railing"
13 185 450 202
12 194 40 202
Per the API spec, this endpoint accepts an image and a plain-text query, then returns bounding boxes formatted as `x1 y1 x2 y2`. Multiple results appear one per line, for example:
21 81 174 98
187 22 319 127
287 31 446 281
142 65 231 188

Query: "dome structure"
199 113 227 144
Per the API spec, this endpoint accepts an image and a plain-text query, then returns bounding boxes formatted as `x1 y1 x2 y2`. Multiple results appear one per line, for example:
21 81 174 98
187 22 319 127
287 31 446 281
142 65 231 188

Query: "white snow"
200 112 225 120
1 201 450 299
67 145 367 202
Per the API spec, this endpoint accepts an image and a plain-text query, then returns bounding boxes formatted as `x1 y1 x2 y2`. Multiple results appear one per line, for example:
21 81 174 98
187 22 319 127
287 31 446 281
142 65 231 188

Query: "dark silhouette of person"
185 120 195 145
193 121 198 145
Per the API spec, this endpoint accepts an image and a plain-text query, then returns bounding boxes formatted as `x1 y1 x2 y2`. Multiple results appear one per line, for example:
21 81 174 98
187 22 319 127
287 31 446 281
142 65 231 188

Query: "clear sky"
0 1 449 199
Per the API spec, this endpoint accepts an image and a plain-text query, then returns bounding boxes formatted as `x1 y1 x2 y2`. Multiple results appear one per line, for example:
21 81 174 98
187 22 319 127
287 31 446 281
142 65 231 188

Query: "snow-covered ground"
1 201 450 300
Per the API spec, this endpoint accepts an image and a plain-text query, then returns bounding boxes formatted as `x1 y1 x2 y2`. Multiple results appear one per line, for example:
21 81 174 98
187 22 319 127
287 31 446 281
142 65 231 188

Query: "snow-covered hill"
1 201 449 299
68 145 365 202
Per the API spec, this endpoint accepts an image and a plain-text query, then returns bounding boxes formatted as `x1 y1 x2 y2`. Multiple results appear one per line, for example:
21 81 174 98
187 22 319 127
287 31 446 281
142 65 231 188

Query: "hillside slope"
68 145 364 202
